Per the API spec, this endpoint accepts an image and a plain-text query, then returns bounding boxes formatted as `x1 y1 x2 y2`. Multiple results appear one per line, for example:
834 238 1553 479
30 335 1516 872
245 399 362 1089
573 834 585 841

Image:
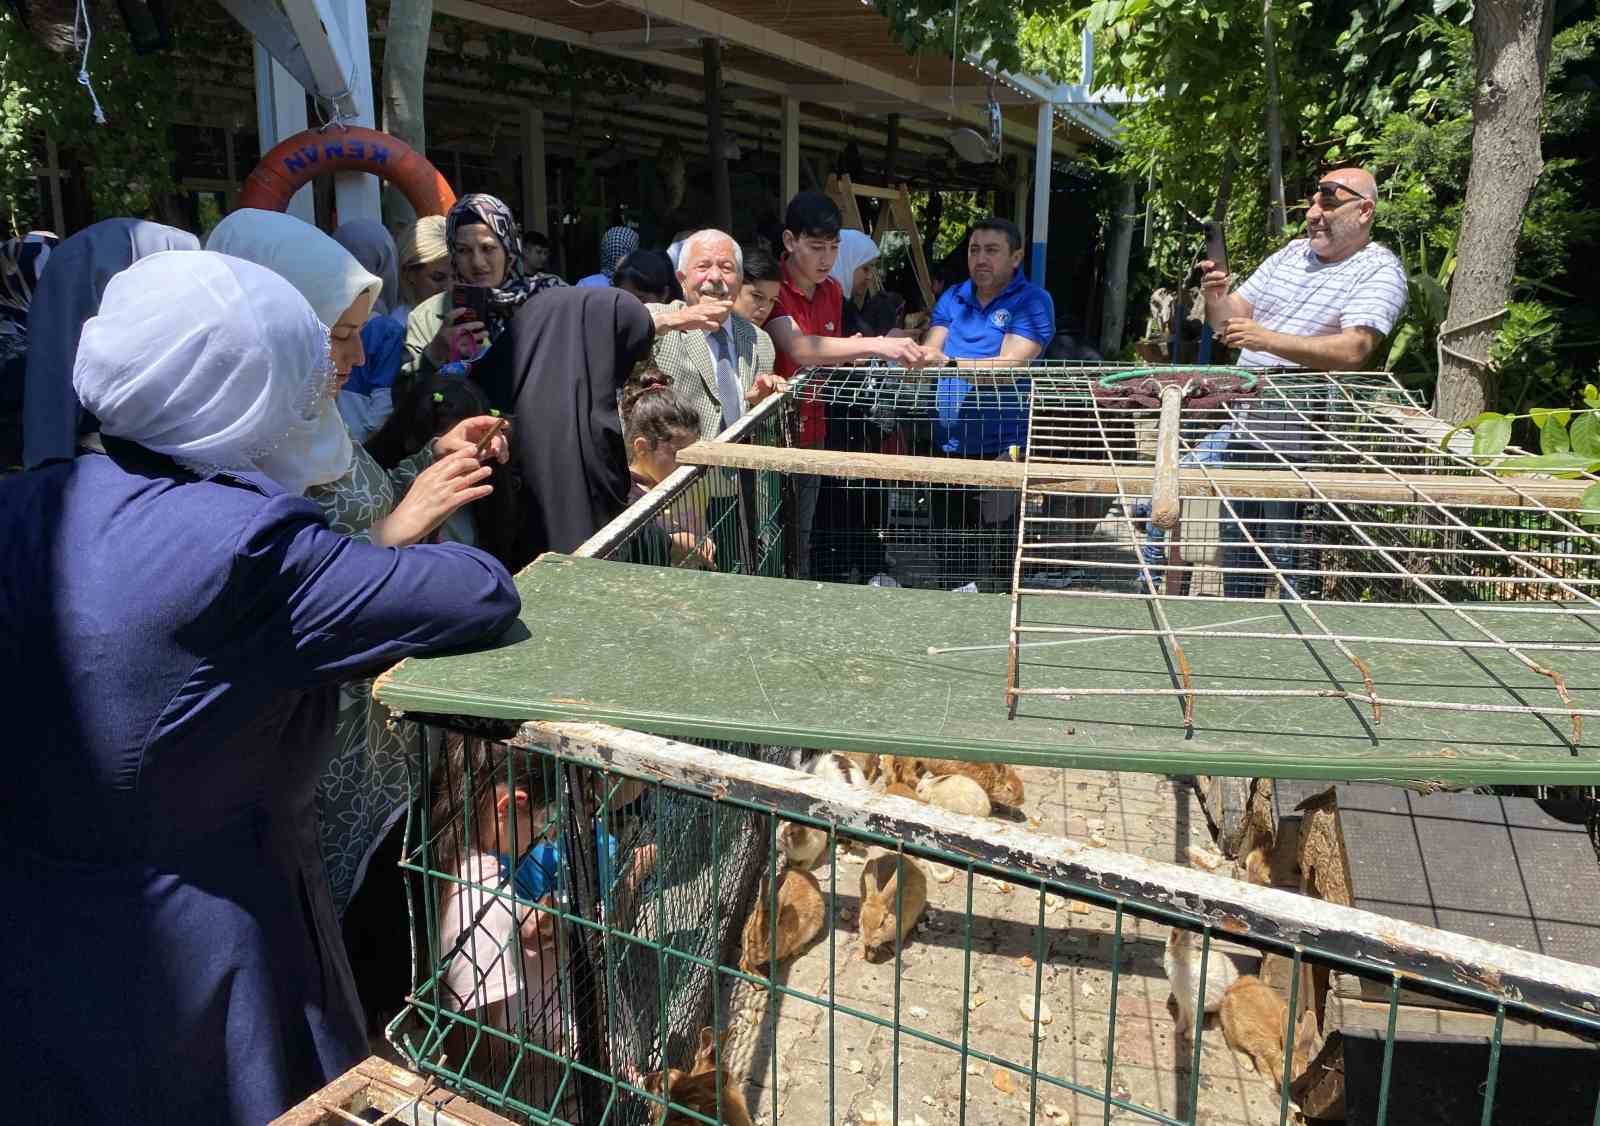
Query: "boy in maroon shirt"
765 192 929 574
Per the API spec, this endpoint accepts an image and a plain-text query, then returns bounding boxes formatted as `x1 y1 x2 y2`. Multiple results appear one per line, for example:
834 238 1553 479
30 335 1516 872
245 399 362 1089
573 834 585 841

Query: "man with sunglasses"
1201 167 1405 370
1198 168 1406 597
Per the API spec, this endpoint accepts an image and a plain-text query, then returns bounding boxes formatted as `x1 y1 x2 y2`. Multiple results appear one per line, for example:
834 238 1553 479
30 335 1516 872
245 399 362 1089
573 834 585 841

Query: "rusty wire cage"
384 719 1600 1126
1004 367 1600 747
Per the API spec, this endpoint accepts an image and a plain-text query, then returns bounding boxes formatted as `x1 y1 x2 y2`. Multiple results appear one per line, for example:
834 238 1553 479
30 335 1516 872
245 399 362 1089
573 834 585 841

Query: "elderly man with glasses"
1202 167 1406 371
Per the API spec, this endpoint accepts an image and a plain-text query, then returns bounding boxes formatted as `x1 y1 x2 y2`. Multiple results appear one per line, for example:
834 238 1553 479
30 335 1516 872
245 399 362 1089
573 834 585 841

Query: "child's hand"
519 893 557 952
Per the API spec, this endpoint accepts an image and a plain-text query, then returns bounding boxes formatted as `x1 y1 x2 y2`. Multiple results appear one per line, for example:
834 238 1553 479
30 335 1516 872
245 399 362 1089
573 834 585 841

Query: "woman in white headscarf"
331 219 407 441
208 208 511 918
0 250 517 1124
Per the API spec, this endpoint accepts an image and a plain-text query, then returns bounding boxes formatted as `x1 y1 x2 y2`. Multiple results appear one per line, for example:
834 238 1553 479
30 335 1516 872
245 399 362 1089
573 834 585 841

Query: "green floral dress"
309 442 439 914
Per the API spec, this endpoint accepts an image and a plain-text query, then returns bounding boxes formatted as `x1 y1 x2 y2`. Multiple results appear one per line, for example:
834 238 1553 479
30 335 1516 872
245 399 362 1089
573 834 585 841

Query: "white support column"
779 96 800 216
327 0 381 223
253 43 315 223
521 106 549 235
1029 102 1053 285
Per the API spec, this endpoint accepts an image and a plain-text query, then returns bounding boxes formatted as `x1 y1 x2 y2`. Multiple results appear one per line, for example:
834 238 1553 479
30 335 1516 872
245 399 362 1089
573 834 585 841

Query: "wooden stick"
1150 383 1185 530
676 440 1596 508
472 417 507 459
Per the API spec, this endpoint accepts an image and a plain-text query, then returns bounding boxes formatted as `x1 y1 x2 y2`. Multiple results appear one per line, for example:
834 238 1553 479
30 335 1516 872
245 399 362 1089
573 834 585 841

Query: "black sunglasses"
1308 181 1370 209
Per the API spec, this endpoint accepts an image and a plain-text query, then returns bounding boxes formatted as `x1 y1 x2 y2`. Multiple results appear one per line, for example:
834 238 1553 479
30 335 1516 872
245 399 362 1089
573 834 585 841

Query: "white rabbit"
1164 927 1241 1041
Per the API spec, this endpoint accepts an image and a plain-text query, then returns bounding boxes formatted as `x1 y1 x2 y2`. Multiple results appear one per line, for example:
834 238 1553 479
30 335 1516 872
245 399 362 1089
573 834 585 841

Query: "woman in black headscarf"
474 287 655 569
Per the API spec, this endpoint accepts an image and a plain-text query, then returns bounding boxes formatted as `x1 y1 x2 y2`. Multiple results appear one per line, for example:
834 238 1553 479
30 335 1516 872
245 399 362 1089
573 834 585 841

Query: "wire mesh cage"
384 721 1600 1126
395 731 787 1124
1004 368 1600 747
780 364 1127 590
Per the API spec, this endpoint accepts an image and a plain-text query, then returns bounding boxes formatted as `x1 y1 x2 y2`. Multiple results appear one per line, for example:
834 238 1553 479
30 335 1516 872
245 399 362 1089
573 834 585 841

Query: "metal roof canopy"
434 0 1126 284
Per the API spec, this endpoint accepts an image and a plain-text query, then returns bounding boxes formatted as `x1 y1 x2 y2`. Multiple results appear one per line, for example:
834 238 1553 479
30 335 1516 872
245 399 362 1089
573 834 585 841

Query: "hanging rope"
73 0 107 125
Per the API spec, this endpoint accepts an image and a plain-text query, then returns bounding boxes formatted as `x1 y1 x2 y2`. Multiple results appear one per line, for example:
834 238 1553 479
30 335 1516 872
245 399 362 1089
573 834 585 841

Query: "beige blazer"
645 302 776 441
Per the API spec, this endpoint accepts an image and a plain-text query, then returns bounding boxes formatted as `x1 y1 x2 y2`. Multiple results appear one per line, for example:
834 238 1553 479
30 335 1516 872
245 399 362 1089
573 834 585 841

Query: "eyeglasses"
1307 181 1370 210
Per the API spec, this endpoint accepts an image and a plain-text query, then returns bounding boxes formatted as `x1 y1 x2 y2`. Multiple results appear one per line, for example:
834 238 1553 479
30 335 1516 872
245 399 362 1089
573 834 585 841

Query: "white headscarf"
829 229 881 301
73 251 352 495
206 208 383 328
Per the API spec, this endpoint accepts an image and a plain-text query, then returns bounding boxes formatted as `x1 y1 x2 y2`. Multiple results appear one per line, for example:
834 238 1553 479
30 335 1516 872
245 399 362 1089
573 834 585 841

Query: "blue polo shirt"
932 272 1055 455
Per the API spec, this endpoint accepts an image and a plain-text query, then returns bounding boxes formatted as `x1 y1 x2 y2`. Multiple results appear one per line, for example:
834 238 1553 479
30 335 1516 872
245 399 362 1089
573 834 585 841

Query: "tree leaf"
1571 412 1600 458
1581 483 1600 528
1470 413 1512 457
1541 419 1572 455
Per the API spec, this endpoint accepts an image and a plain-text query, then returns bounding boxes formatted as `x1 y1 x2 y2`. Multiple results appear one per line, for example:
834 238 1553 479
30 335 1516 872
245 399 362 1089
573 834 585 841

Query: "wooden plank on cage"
676 439 1597 508
491 721 1600 1037
270 1056 522 1125
1325 991 1591 1047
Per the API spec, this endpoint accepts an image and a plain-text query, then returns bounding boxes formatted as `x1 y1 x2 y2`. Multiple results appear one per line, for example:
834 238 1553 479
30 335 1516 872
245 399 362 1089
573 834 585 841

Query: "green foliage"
1017 13 1082 82
871 0 1044 74
435 16 664 102
0 9 179 231
1327 9 1600 402
1441 384 1600 523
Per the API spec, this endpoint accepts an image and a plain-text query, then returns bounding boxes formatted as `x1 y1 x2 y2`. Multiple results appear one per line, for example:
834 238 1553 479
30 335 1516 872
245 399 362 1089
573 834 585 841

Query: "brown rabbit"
858 849 928 963
645 1028 753 1126
878 754 926 791
739 868 825 975
884 782 920 801
1220 976 1319 1084
925 760 1025 807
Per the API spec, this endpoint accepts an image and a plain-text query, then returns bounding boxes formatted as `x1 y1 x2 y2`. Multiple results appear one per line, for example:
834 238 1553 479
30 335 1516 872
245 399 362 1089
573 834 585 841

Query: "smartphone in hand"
1203 221 1227 274
453 283 494 323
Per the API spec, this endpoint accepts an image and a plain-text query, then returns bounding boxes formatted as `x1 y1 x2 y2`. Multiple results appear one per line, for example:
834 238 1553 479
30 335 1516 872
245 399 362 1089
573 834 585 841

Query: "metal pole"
328 0 381 223
521 106 549 235
252 43 315 223
703 37 733 232
780 97 800 215
1030 101 1052 285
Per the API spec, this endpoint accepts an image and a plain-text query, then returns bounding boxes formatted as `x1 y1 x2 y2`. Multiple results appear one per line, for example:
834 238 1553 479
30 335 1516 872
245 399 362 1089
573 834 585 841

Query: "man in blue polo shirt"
919 218 1054 589
923 218 1055 457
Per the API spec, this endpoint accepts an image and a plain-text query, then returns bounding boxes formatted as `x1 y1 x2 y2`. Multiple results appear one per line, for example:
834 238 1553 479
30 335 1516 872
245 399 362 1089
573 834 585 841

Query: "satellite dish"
947 126 998 164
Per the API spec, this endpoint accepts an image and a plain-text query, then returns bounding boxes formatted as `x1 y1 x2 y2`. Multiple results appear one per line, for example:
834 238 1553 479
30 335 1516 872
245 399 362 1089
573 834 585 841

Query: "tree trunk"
1435 0 1555 423
702 38 733 233
379 0 434 227
1261 0 1287 236
1099 177 1137 356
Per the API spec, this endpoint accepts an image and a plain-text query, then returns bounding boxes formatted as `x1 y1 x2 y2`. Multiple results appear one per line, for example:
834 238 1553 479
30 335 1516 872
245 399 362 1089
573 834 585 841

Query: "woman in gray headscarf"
22 219 200 468
332 219 400 317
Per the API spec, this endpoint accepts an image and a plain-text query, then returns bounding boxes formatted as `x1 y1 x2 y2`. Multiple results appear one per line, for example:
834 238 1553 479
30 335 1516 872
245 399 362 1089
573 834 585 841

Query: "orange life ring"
238 126 457 216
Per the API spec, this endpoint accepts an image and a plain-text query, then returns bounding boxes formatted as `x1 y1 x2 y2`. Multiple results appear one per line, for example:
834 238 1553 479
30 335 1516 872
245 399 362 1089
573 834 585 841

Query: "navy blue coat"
0 439 519 1123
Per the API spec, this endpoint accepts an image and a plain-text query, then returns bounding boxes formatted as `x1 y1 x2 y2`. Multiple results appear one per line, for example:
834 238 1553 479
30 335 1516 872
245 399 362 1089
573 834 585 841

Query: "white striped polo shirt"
1233 239 1408 368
